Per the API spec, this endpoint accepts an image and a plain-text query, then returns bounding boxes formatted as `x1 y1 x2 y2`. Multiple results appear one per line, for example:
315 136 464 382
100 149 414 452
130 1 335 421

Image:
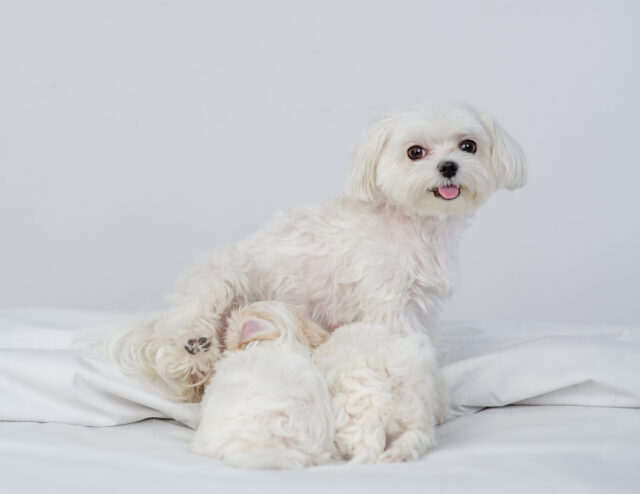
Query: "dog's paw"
348 452 380 464
377 449 411 463
377 429 434 464
184 336 213 355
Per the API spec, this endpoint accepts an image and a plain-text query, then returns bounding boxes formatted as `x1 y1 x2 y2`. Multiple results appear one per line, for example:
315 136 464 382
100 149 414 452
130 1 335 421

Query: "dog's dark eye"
459 139 477 154
407 145 427 160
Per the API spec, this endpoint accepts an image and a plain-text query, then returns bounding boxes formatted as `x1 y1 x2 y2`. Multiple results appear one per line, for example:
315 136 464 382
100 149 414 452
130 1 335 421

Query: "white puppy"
109 101 526 403
192 301 333 470
313 324 448 463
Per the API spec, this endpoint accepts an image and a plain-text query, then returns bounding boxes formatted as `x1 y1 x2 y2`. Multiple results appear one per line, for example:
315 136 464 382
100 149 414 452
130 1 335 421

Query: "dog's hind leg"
111 248 254 401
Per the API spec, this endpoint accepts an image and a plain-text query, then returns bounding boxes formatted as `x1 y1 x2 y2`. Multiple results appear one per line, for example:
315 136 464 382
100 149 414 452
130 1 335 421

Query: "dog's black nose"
438 161 459 178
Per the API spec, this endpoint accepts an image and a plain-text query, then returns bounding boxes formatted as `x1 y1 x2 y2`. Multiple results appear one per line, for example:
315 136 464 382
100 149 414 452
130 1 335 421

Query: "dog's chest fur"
242 198 468 335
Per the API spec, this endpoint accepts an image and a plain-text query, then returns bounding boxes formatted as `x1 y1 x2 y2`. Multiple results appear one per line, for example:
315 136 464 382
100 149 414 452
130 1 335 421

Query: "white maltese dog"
109 100 526 405
313 323 448 463
192 301 333 469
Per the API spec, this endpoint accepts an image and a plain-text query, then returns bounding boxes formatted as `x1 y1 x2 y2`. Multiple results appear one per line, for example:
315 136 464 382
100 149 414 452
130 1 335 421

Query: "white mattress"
1 309 639 493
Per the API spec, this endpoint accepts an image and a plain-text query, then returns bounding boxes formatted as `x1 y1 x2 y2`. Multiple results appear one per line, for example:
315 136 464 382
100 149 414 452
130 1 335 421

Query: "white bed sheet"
1 406 638 494
1 309 639 493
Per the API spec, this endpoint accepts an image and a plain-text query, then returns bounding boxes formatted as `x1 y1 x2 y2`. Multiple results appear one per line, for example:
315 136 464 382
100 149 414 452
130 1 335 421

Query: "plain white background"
1 1 638 326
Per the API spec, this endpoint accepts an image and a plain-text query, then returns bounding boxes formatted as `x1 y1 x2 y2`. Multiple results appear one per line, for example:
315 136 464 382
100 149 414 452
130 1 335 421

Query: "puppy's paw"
184 336 213 355
343 434 386 465
377 429 434 464
377 449 412 463
348 451 380 464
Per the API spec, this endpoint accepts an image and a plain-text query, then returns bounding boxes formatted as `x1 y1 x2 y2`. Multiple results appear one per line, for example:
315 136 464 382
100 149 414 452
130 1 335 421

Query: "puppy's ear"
479 113 527 190
230 318 280 350
345 115 395 202
291 306 330 348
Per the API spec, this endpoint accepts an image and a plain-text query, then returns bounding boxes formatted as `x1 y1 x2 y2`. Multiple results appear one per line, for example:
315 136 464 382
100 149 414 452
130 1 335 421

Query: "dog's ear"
345 115 396 202
291 306 330 348
479 113 527 190
235 318 280 349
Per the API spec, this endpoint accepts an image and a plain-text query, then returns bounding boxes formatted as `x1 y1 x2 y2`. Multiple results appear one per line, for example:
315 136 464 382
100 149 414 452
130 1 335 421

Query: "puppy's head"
346 101 527 215
224 301 329 353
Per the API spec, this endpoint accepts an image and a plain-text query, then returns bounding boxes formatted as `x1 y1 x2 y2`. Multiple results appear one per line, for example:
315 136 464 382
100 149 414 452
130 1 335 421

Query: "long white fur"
107 100 527 408
313 323 448 463
191 301 333 469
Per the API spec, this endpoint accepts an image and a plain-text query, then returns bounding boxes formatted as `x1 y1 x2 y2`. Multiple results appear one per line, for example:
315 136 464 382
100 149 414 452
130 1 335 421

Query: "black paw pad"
184 336 212 355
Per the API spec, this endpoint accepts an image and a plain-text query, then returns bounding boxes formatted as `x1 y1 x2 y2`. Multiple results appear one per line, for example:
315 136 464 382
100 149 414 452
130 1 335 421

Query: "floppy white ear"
345 115 396 201
480 113 527 190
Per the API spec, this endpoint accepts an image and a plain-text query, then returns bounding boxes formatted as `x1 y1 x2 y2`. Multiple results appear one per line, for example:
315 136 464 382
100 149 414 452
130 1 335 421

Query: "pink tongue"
437 185 460 199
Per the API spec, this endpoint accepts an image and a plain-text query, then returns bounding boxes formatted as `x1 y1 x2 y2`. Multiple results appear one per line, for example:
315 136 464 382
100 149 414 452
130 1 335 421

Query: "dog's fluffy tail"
104 315 162 378
72 312 180 399
102 314 194 401
103 314 214 402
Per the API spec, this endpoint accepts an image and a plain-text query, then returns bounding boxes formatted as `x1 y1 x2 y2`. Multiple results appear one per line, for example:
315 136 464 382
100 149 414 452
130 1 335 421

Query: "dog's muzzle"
430 161 461 200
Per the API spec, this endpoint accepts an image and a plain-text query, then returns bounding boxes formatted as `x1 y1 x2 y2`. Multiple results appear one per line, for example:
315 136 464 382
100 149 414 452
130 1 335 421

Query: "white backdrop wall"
1 1 639 325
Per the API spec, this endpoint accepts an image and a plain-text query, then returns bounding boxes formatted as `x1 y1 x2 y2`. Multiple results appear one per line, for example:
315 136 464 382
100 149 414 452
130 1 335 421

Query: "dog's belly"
250 265 351 330
250 254 421 332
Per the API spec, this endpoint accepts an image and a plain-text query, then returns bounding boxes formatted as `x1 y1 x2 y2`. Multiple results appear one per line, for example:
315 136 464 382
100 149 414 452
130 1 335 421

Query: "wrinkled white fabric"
439 321 640 416
1 310 639 493
0 309 200 428
1 310 639 428
1 406 638 494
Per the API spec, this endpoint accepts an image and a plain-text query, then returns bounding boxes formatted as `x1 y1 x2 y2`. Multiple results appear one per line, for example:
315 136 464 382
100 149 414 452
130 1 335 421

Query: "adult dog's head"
346 101 527 215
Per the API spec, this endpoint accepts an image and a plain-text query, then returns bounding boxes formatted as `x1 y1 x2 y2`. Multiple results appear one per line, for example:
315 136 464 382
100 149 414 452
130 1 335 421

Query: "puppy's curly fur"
313 323 448 463
192 301 333 469
194 302 448 468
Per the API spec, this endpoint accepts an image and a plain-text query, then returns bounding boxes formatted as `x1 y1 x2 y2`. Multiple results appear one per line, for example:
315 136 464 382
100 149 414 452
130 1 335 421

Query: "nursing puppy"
109 101 526 405
191 301 333 470
313 324 448 463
